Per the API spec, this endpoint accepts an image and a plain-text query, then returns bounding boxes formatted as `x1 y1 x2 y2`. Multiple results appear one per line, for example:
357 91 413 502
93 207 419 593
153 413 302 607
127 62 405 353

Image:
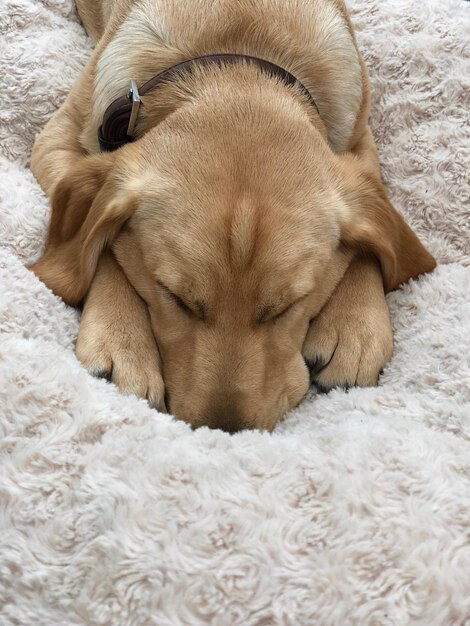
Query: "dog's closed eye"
256 294 308 325
156 280 207 321
256 303 294 324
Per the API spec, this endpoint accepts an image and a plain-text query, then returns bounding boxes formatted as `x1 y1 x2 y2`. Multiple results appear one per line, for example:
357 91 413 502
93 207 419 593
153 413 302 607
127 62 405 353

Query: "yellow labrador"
31 0 436 431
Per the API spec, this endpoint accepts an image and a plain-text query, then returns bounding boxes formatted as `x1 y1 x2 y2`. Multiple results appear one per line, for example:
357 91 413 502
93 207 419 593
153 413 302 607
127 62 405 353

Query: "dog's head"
33 78 435 430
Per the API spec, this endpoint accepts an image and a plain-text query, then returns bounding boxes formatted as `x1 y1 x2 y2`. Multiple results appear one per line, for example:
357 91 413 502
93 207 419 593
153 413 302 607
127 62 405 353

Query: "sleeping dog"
31 0 436 431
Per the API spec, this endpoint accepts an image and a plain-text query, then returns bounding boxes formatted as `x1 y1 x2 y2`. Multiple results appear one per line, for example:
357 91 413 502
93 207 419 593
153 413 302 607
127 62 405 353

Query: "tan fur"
302 255 394 390
30 0 436 431
76 251 165 410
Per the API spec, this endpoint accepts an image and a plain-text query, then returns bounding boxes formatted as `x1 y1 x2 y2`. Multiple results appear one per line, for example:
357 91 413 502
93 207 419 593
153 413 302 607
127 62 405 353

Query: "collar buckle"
127 79 141 137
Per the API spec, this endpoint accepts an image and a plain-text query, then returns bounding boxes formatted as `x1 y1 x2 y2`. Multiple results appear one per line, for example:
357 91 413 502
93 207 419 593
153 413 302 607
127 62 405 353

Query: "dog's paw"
302 297 393 392
76 315 165 411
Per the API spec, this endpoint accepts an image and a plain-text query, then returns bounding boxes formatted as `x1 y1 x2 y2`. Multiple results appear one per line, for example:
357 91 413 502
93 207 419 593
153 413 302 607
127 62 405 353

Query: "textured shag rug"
1 1 469 624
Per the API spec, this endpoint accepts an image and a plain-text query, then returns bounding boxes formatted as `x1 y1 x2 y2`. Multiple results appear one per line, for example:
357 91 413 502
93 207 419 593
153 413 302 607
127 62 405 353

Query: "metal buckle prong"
127 79 141 137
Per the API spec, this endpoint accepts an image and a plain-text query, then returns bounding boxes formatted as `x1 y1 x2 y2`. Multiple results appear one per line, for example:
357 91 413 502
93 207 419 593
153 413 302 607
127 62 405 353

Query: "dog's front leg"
76 251 166 411
302 255 393 391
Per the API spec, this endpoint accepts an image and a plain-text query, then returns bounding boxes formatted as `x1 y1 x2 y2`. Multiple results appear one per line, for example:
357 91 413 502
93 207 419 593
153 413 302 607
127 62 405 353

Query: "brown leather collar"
98 53 319 152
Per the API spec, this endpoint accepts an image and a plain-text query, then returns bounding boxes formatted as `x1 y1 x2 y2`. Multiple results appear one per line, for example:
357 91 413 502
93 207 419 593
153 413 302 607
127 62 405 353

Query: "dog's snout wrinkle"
163 389 171 413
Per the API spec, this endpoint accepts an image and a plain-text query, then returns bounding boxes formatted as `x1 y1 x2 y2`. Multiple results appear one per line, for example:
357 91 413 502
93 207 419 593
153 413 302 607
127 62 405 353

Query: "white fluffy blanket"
1 1 469 624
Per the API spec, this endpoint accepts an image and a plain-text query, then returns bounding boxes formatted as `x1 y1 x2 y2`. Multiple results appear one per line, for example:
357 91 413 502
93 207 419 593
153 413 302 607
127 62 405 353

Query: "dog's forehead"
130 126 341 292
134 185 335 300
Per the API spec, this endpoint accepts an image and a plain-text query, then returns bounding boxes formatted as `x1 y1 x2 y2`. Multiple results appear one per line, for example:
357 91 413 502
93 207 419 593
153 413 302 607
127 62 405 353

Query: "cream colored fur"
88 0 363 152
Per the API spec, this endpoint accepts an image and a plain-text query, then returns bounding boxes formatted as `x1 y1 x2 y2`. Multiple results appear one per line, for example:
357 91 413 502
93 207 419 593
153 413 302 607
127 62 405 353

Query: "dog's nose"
207 418 243 434
204 398 246 433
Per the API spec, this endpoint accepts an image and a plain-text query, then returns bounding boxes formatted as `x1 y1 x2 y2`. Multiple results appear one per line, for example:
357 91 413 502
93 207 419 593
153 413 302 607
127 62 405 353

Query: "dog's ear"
31 154 137 305
338 164 436 292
